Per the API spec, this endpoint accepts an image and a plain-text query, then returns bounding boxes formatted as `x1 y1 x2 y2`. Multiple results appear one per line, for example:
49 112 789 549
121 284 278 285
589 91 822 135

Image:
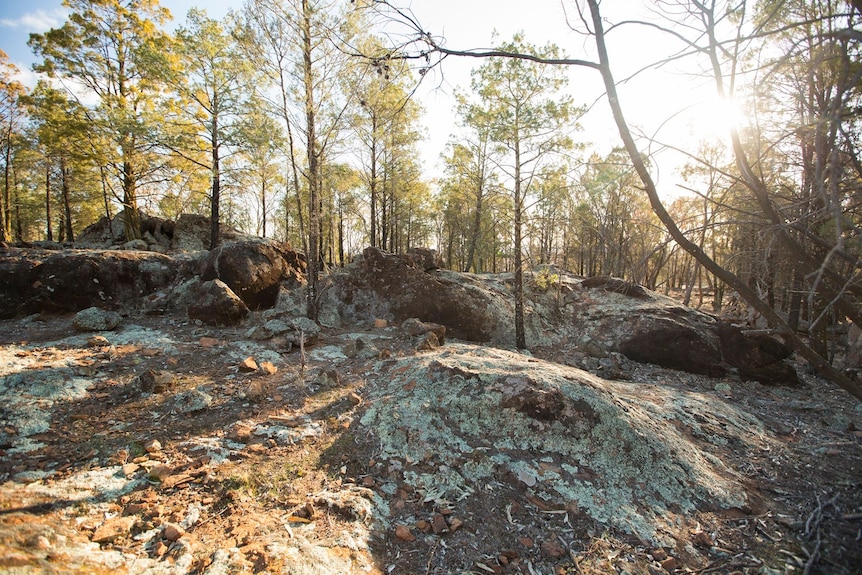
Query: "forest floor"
0 309 860 575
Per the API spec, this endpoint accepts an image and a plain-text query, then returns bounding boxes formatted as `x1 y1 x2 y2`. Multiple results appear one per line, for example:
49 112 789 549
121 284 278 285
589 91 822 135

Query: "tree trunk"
45 161 53 242
302 0 319 322
61 156 74 242
210 111 221 250
513 136 526 350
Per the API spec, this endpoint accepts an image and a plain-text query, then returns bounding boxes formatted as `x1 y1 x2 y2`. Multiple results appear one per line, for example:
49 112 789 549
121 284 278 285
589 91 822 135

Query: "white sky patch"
0 8 67 32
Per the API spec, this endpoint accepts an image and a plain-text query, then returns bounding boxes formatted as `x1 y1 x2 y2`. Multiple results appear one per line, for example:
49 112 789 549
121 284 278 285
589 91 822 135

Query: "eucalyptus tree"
29 0 172 241
467 34 577 349
167 8 257 249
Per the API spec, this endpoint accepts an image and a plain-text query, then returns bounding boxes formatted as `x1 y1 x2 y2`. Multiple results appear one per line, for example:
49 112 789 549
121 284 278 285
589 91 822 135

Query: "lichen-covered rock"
360 343 762 545
72 307 122 332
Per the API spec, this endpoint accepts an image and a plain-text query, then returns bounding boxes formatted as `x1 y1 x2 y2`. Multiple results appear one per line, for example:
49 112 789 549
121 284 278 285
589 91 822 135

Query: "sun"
695 95 749 141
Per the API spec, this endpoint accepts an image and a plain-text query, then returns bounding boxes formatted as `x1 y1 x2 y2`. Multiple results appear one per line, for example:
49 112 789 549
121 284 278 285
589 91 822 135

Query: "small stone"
448 517 464 533
162 523 185 542
661 557 679 571
124 502 148 515
152 540 169 557
199 337 220 347
91 516 136 544
691 530 713 548
239 357 258 372
374 318 388 328
651 548 668 561
416 519 430 532
144 439 162 453
122 463 140 477
542 539 567 559
394 524 415 542
361 476 375 488
148 464 173 481
519 537 534 548
431 513 448 534
259 361 278 375
87 335 110 347
714 382 733 395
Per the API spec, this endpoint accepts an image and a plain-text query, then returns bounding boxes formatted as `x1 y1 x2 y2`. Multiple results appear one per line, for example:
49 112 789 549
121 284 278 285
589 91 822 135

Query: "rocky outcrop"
200 239 306 310
0 248 198 317
321 247 511 342
361 343 762 545
320 248 799 385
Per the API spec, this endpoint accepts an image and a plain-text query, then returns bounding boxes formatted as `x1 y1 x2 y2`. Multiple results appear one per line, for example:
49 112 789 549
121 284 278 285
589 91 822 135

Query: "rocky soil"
1 301 860 575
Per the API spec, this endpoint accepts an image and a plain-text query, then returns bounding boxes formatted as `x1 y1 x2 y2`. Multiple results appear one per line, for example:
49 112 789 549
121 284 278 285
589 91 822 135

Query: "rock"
173 389 213 413
199 238 305 310
239 357 259 372
144 439 162 453
374 318 388 328
716 324 799 386
91 516 136 544
401 317 446 344
394 524 415 542
406 247 444 270
162 523 185 542
581 275 650 299
187 279 249 326
0 248 188 316
259 361 278 375
321 246 510 343
134 370 174 394
431 513 448 534
122 239 149 251
72 307 123 332
87 335 111 346
541 539 567 559
171 214 211 251
360 343 760 545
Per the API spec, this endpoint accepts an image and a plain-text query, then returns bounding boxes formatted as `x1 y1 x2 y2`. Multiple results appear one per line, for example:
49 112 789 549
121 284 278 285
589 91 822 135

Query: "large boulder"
0 248 198 316
187 279 249 326
199 238 306 310
321 246 512 342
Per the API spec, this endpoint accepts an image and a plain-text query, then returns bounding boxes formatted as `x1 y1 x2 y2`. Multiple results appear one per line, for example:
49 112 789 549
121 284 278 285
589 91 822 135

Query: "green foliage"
534 267 559 291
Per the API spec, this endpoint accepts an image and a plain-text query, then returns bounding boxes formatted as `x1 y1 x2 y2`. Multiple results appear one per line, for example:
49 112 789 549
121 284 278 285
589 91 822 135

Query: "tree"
0 51 27 243
467 34 576 349
167 8 256 249
29 0 172 242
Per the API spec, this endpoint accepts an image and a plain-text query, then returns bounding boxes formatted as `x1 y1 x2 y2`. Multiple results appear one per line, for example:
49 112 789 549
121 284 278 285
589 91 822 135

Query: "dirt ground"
0 309 860 575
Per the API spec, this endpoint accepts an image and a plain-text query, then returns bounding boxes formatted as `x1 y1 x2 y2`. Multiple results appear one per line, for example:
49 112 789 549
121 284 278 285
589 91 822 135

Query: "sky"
0 0 733 190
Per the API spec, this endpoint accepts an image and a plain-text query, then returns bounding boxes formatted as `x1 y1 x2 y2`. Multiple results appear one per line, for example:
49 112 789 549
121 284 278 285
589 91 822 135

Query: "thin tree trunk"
513 136 526 350
45 161 53 242
210 112 221 250
61 157 74 242
302 0 319 322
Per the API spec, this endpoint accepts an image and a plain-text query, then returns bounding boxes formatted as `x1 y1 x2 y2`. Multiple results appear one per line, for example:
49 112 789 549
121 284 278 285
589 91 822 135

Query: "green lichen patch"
360 343 765 544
